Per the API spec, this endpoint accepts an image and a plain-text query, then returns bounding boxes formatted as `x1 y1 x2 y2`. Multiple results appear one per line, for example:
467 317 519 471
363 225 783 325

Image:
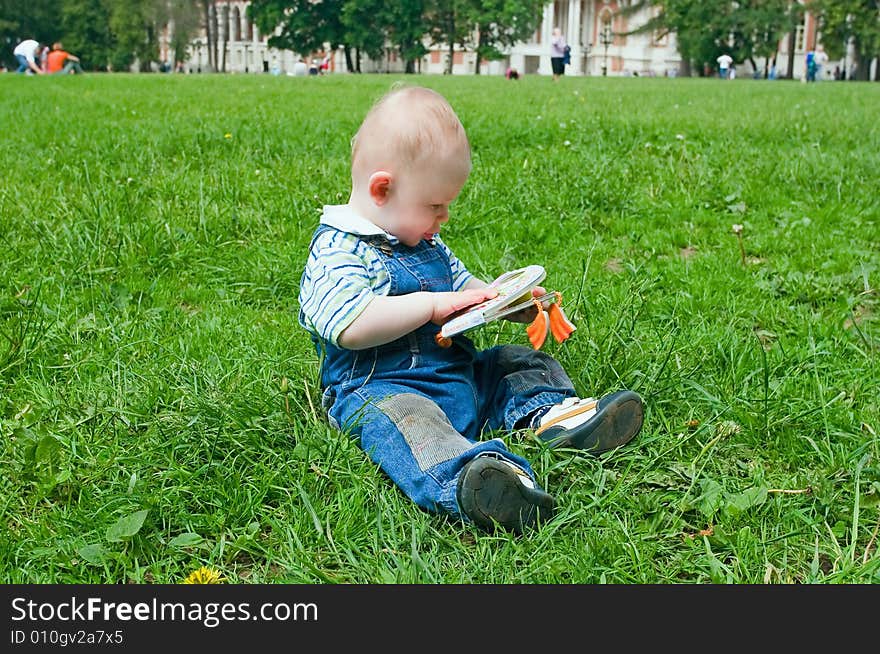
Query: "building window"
794 25 805 52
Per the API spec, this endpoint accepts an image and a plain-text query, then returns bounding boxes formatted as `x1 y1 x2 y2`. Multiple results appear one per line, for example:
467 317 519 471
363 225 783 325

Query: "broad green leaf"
35 434 62 470
168 532 203 548
697 479 724 518
724 485 768 518
77 543 108 565
106 509 149 542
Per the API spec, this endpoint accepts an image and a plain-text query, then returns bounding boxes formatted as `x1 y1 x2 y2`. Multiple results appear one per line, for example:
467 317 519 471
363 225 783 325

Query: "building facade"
177 1 832 80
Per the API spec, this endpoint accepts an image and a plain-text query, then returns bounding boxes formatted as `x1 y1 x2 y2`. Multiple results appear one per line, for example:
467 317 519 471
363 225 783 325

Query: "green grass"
1 73 878 584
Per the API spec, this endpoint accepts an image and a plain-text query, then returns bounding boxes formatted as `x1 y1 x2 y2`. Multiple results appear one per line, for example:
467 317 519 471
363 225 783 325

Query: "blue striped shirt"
298 204 475 347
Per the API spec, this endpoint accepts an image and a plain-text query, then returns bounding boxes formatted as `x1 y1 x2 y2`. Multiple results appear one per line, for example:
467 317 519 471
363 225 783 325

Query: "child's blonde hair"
351 85 471 181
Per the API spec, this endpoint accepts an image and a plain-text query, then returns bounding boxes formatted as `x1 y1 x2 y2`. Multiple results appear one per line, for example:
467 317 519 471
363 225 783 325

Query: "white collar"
320 204 400 244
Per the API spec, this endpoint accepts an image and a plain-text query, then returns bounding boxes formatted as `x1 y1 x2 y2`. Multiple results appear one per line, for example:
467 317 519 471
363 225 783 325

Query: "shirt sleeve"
435 237 475 290
298 235 378 347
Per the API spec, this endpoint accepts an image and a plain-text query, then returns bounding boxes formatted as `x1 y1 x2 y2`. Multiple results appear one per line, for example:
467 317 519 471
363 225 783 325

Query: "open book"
437 265 576 349
440 265 550 339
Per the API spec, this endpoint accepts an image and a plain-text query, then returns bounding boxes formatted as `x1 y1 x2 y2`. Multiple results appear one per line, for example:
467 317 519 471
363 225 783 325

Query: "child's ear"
368 171 392 205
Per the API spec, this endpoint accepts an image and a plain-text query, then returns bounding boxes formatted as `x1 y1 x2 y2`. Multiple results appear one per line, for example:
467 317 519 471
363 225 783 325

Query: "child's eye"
431 204 443 211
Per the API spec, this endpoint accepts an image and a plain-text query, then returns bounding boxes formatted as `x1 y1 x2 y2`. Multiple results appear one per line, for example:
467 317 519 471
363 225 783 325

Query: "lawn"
1 72 878 583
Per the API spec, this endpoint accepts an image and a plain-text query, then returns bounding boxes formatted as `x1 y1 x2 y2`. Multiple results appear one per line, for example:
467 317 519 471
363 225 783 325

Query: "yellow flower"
182 566 225 584
224 133 232 139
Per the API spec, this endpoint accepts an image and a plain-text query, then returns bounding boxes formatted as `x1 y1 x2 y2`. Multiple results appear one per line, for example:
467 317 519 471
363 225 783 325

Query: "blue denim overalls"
310 226 576 520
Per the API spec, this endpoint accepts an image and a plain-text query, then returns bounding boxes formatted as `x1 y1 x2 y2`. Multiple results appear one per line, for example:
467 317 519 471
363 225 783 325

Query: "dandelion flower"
183 566 225 584
224 133 232 139
675 134 685 140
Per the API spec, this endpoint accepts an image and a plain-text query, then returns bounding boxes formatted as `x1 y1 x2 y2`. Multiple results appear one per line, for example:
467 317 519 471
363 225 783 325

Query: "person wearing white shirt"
14 39 44 75
716 53 733 80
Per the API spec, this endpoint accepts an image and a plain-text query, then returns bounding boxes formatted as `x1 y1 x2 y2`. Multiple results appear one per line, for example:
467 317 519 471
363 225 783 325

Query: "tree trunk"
786 25 796 79
474 29 483 75
678 58 691 77
853 49 869 80
344 46 353 73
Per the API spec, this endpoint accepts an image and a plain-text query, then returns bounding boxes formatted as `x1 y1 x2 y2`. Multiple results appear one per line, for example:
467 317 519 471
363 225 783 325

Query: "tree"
622 0 723 76
426 0 470 74
723 0 796 78
624 0 797 77
384 0 429 73
341 0 389 72
60 0 114 71
809 0 880 80
106 0 161 71
0 0 56 68
164 0 202 66
461 0 544 74
248 0 347 58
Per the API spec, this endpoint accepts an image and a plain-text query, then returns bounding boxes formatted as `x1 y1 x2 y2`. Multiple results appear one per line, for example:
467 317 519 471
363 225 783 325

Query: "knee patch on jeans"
376 393 472 471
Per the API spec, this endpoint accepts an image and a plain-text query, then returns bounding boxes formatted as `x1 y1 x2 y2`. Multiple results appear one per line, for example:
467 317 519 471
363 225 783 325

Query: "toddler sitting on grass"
297 85 644 534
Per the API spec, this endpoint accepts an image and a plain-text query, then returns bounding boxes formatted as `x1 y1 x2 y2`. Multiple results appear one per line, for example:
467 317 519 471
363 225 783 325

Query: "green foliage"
0 74 878 584
810 0 880 79
626 0 802 75
61 0 115 71
249 0 347 54
463 0 546 73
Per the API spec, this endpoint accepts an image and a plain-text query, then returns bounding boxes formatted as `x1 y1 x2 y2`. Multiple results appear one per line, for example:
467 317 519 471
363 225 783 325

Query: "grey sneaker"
456 455 555 534
535 390 644 453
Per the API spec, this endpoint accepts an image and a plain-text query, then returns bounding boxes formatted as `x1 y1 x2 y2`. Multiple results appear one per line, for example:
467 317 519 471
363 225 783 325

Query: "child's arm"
338 286 498 350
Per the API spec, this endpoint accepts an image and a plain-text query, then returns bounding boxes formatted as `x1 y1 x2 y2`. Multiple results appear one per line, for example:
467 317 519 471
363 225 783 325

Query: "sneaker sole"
457 458 555 534
540 390 644 454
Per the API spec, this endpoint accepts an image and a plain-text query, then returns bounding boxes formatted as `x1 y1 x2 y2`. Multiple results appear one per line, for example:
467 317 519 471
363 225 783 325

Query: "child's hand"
504 286 547 324
430 288 498 325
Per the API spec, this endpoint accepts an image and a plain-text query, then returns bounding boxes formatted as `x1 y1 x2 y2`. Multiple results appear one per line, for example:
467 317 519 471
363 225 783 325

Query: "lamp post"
243 43 250 73
600 26 612 77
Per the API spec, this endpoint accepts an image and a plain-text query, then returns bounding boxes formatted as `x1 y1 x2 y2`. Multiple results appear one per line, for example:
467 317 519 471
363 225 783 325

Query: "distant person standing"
13 39 44 74
550 27 567 81
814 44 829 81
716 53 733 79
805 49 816 82
46 42 84 74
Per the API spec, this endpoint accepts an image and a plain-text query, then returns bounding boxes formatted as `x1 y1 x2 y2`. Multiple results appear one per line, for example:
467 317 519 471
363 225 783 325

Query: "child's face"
380 156 470 247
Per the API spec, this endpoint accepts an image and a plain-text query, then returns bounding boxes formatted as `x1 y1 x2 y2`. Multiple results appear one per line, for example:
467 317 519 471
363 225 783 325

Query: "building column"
569 0 581 75
543 3 555 75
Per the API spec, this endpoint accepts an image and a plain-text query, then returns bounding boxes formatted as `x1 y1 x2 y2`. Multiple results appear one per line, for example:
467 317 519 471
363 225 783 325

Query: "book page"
440 265 545 338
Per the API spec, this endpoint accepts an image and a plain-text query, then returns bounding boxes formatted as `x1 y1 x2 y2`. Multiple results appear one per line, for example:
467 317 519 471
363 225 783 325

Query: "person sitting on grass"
46 42 84 75
297 84 645 535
